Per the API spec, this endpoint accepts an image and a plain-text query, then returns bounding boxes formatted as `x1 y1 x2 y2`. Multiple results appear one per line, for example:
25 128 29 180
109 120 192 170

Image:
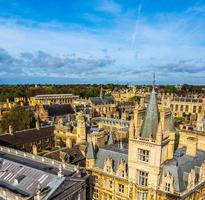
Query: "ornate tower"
76 112 86 144
128 79 175 199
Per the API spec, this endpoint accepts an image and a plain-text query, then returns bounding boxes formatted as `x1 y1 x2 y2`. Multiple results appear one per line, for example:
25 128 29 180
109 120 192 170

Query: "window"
138 149 149 162
193 106 196 113
199 106 202 113
121 170 125 177
175 105 178 111
109 180 113 189
165 183 170 192
185 105 189 112
118 184 124 193
137 170 148 186
137 191 147 200
106 166 112 173
180 105 183 111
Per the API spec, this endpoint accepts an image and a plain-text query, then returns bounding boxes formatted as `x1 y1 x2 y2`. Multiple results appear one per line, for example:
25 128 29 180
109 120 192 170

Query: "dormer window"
138 149 149 162
106 166 112 173
121 170 125 177
104 157 113 174
165 183 170 192
116 160 127 178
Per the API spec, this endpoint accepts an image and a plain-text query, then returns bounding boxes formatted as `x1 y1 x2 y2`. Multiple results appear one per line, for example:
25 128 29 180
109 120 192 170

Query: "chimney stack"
36 120 40 130
9 125 13 135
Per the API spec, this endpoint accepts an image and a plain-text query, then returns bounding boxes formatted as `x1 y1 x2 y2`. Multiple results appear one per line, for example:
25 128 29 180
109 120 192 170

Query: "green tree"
0 106 36 133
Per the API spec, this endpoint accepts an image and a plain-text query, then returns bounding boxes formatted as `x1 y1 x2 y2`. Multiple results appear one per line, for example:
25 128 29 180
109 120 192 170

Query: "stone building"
0 145 88 200
89 87 117 118
0 124 55 154
30 93 79 106
86 86 205 200
35 103 75 122
168 96 205 120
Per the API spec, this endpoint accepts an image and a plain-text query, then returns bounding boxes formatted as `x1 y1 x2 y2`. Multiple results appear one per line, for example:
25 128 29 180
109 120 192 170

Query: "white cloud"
96 0 122 14
0 2 205 84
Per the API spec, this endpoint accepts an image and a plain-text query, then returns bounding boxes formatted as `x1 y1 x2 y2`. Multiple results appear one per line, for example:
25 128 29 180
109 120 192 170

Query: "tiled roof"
0 126 54 148
90 96 115 105
43 104 75 116
140 88 159 139
0 157 63 197
95 143 128 172
162 148 205 192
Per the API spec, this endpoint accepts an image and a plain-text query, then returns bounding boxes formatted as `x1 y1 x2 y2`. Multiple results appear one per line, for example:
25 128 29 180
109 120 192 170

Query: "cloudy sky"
0 0 205 84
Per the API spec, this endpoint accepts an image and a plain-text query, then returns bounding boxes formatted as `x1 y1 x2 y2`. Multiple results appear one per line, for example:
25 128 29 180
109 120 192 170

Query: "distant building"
30 93 79 105
35 104 75 122
89 86 117 118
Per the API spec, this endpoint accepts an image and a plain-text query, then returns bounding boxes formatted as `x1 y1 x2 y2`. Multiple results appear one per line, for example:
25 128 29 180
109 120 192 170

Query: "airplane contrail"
131 1 142 49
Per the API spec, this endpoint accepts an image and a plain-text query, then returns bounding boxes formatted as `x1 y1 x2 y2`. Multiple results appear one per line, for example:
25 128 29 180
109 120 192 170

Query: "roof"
43 104 75 116
0 157 63 197
44 145 85 165
0 146 87 199
0 126 54 148
140 88 159 139
86 142 96 159
47 177 86 200
95 143 128 172
34 94 79 99
162 148 205 192
90 96 115 105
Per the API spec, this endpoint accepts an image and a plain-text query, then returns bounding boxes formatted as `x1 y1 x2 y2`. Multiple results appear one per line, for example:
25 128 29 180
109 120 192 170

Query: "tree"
0 106 36 133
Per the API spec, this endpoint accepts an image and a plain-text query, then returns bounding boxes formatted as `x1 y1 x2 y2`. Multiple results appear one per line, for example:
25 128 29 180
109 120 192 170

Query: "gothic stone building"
86 88 205 200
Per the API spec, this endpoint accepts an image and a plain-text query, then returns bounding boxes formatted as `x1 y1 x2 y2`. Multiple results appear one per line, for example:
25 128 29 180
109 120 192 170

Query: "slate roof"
86 142 96 159
140 88 159 139
0 157 63 197
162 148 205 192
90 96 115 105
43 104 75 116
0 126 54 148
47 177 86 200
45 145 85 165
95 143 128 172
0 147 87 199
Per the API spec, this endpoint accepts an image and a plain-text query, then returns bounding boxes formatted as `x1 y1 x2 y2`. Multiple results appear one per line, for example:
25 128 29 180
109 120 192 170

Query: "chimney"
186 137 197 157
36 120 40 130
35 183 41 200
9 125 13 135
32 144 37 155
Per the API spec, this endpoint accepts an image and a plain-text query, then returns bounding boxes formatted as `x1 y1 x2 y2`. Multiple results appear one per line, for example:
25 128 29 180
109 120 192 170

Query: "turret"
76 112 86 144
86 142 96 169
108 131 114 145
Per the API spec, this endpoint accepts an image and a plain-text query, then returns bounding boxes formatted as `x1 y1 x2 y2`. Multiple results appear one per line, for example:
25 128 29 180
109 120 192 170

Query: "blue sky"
0 0 205 84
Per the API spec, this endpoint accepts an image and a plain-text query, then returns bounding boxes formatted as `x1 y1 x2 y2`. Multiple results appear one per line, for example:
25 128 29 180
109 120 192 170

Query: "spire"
108 131 114 145
140 78 159 139
86 142 95 159
100 85 103 98
152 72 156 91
